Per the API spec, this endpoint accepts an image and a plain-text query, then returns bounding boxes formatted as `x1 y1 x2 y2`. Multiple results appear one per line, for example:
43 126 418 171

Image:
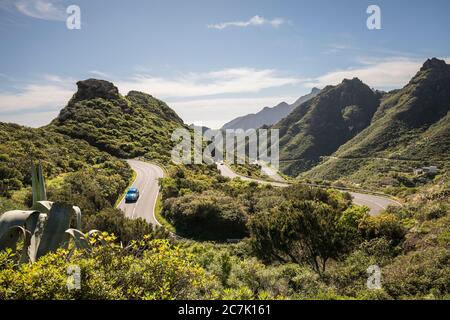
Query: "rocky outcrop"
72 79 120 101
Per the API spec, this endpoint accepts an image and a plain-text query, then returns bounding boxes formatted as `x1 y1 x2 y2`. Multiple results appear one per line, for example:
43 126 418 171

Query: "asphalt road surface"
117 160 164 225
217 162 400 215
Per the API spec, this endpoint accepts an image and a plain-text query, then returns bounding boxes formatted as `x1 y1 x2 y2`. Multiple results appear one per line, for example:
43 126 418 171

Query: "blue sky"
1 0 449 128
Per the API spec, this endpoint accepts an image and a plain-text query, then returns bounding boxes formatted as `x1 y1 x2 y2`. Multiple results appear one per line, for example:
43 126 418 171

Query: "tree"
249 200 352 274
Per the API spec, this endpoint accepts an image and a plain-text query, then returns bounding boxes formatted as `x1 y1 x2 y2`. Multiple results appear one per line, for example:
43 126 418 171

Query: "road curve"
217 163 399 215
117 160 164 225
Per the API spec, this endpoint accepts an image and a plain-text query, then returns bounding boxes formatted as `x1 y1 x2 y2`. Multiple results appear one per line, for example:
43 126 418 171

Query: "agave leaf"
87 230 102 238
0 225 27 251
34 202 81 229
35 202 73 260
19 228 33 264
0 210 40 241
0 225 34 264
66 229 91 251
34 201 54 214
28 213 47 263
31 161 47 210
72 206 82 230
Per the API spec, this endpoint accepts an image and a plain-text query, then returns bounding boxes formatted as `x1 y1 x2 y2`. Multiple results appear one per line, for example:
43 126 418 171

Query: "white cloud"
12 0 65 21
0 110 60 127
89 70 112 78
305 57 429 90
0 78 74 115
3 57 449 128
0 68 300 127
116 68 301 98
207 15 285 30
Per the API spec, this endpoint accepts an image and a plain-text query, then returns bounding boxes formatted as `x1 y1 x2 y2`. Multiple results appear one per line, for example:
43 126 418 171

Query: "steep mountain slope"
222 88 320 130
290 87 322 109
305 58 450 186
275 78 381 176
0 122 131 199
49 79 185 160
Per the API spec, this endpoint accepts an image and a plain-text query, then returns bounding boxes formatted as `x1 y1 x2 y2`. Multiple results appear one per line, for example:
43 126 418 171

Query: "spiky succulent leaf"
66 229 91 251
34 201 54 214
0 210 40 240
35 202 73 259
28 213 47 263
0 226 32 263
35 202 81 229
0 225 27 251
31 161 47 209
72 206 82 230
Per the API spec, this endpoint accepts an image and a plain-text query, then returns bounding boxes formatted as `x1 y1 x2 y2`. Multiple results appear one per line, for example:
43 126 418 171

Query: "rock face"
275 78 381 176
420 57 448 71
304 58 450 183
73 79 120 101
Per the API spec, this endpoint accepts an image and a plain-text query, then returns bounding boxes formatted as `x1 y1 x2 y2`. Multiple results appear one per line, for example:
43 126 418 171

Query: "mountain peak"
73 79 120 101
341 77 364 85
420 58 448 71
311 87 321 94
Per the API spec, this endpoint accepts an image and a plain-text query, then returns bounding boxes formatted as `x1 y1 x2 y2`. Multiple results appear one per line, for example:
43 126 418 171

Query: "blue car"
125 188 140 203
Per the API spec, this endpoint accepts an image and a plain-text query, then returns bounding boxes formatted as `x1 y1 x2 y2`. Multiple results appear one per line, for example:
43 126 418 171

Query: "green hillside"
0 79 188 243
305 58 450 186
275 78 381 176
0 122 131 205
49 79 185 161
1 79 189 207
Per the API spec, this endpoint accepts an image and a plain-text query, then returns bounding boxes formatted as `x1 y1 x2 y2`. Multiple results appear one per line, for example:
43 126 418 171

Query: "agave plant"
0 162 97 263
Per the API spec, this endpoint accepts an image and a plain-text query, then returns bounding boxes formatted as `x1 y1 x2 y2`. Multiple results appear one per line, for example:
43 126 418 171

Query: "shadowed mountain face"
49 79 185 160
304 58 450 184
335 58 450 158
221 88 320 131
275 78 381 176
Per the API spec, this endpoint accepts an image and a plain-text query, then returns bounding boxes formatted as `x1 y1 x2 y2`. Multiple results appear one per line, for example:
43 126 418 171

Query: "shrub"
358 214 406 245
163 190 248 241
0 239 217 300
382 247 450 299
83 208 169 244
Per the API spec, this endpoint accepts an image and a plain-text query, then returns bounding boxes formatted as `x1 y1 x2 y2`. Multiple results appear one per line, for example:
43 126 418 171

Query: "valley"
0 58 449 301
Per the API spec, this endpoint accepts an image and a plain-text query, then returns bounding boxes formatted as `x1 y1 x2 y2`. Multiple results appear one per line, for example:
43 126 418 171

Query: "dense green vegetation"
1 70 449 300
304 58 450 187
0 121 161 244
0 79 188 244
275 78 381 176
49 79 186 161
2 172 447 299
165 173 448 299
230 162 266 180
0 238 215 300
0 122 131 198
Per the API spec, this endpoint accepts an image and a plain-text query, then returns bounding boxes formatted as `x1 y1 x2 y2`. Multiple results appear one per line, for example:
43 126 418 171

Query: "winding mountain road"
217 162 400 215
117 160 164 225
116 159 399 227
